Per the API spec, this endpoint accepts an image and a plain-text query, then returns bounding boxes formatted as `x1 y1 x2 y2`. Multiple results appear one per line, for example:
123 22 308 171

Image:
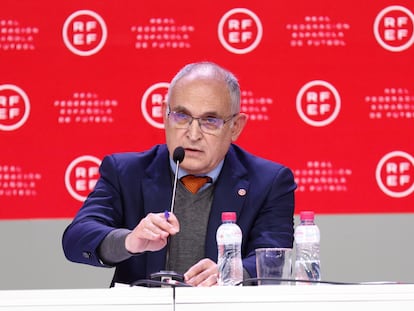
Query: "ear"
231 113 248 142
162 100 168 123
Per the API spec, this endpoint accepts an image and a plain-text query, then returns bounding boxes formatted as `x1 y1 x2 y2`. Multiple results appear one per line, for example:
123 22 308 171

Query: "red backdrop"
1 0 413 219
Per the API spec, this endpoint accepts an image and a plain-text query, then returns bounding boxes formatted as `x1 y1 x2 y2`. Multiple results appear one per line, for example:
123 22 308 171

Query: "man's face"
163 75 246 175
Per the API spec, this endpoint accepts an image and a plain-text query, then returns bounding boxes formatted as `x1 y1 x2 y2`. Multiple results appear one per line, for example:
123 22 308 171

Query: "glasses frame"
167 107 238 134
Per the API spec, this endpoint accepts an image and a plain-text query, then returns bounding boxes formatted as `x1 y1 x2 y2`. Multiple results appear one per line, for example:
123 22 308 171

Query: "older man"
62 61 296 287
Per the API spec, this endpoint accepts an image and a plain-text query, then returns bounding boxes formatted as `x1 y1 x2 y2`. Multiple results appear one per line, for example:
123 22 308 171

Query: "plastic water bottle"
294 211 321 284
216 212 243 286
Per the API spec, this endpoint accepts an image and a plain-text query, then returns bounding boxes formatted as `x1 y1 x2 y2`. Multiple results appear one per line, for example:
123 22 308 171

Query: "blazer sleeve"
62 155 131 267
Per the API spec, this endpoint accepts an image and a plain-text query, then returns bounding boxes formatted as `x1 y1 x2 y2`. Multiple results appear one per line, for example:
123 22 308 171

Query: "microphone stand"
151 147 185 285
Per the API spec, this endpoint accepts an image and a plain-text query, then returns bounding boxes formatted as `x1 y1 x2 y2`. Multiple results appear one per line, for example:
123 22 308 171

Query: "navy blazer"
62 144 296 286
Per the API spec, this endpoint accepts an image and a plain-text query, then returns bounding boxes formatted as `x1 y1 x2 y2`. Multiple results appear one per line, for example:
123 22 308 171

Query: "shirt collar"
169 157 223 184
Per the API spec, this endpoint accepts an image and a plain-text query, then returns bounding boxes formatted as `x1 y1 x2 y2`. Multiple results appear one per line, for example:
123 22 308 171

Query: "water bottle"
216 211 243 286
294 211 321 284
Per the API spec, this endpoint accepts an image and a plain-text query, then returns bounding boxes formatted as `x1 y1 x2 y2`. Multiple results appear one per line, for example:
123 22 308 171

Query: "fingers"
125 212 179 253
163 212 180 233
144 212 179 237
184 258 218 287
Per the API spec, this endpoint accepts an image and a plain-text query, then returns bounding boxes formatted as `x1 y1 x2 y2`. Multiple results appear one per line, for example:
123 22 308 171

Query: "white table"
1 284 414 310
0 287 172 311
175 284 414 310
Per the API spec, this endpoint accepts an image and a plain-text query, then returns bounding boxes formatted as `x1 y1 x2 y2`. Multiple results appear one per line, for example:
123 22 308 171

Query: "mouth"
184 147 202 156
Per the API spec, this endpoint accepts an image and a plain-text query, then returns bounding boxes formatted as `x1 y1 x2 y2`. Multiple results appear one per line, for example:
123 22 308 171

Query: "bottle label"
294 225 320 244
217 225 242 244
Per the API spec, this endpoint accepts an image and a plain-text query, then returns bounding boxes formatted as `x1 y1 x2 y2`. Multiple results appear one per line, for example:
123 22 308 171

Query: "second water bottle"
294 211 321 284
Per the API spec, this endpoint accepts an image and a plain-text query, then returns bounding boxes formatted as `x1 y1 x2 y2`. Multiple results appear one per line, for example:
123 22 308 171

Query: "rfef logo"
0 84 30 131
376 151 414 198
62 10 108 56
65 155 101 202
218 8 263 54
374 5 414 52
296 80 341 127
141 82 169 129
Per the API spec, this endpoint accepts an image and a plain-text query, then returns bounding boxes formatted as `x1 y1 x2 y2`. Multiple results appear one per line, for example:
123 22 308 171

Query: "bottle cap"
300 211 315 221
221 212 237 222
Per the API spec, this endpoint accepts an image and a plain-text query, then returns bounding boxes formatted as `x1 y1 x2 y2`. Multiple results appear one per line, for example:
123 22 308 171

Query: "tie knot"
180 175 212 194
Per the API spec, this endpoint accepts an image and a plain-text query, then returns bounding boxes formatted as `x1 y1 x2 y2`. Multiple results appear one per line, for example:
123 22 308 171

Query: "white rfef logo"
376 151 414 198
296 80 341 127
373 5 414 52
65 155 101 202
0 84 30 131
141 82 169 129
62 10 108 56
218 8 263 54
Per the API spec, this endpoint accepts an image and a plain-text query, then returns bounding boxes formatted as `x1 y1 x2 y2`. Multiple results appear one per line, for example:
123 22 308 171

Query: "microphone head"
173 147 185 163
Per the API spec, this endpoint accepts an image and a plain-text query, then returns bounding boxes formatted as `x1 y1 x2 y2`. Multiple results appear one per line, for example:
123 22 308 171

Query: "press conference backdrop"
0 1 413 289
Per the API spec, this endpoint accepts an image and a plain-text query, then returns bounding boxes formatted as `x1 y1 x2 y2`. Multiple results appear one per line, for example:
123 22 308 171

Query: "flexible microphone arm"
170 146 185 215
160 146 185 282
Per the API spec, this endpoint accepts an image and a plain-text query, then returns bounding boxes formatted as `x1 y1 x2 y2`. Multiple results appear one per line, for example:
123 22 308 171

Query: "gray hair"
167 61 241 114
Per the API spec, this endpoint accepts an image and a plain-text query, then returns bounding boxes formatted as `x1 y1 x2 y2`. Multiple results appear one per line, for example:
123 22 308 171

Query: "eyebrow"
172 105 221 118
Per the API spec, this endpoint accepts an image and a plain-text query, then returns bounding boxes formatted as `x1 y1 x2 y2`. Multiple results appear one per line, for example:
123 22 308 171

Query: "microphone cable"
240 277 406 286
130 278 192 288
130 277 406 287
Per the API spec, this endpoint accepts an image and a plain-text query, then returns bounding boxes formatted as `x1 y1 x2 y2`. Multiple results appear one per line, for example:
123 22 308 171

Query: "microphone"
152 146 185 286
169 146 185 215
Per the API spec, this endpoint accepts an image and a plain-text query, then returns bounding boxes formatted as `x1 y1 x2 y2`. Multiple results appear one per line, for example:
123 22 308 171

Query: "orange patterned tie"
180 175 212 194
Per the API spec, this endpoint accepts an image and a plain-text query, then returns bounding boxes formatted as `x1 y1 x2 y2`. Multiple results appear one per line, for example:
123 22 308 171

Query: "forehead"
169 75 232 114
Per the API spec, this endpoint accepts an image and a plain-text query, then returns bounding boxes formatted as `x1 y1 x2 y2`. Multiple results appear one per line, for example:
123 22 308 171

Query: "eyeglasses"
167 109 238 134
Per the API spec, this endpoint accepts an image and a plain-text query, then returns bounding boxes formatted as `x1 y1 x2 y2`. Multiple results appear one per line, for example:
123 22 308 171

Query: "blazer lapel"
142 145 172 215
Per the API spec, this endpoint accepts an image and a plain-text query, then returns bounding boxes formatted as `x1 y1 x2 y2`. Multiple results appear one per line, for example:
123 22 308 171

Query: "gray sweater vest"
166 181 215 274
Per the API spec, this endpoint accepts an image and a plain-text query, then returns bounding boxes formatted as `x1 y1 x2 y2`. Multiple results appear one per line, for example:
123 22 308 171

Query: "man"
62 61 296 287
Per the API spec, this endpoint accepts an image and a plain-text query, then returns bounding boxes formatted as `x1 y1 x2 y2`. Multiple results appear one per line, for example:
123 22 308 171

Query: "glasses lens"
169 112 191 127
199 118 223 133
168 110 228 134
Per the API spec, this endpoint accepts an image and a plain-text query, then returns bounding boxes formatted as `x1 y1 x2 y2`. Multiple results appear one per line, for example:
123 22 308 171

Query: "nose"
187 118 202 140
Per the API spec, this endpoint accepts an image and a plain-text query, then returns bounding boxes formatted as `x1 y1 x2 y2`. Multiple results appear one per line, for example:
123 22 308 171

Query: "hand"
184 258 218 287
125 212 179 254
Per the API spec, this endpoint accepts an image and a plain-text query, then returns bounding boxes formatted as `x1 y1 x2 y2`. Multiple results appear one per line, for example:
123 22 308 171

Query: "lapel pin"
238 188 247 196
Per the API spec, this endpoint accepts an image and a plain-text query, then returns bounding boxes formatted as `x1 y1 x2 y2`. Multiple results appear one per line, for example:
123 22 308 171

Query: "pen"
164 210 170 220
